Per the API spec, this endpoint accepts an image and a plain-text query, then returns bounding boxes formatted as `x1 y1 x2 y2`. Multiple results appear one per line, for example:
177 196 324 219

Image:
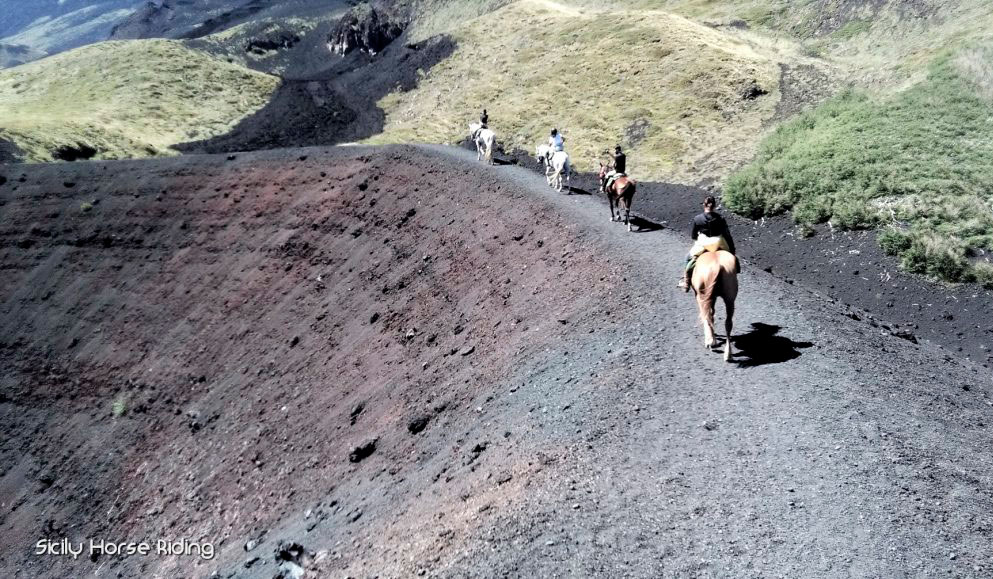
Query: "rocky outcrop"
245 31 300 55
327 6 406 57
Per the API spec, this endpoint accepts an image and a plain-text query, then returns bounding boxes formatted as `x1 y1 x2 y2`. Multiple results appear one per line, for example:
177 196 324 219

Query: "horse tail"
485 135 494 162
696 274 717 343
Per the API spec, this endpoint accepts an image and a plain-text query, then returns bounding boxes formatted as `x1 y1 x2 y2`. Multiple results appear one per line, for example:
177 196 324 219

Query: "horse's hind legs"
698 296 716 349
723 301 735 362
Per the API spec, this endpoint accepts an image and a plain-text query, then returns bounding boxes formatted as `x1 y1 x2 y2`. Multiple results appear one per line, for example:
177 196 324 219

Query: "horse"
535 143 552 169
690 250 738 362
546 150 571 192
598 162 636 232
469 122 495 164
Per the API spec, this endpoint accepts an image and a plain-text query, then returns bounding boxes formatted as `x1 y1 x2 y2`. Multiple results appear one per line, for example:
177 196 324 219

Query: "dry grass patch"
0 39 280 162
369 0 811 184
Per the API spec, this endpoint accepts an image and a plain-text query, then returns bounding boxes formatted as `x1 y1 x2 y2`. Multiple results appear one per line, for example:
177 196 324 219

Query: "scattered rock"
349 438 377 463
741 80 768 100
350 403 364 425
407 414 430 434
274 541 308 579
37 471 55 490
289 336 300 348
274 541 306 563
52 143 97 162
891 329 918 344
460 345 476 356
369 312 380 324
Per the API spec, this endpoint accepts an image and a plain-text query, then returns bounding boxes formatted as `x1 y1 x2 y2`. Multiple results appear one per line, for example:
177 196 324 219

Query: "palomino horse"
691 250 738 361
469 123 495 164
546 150 571 192
598 163 636 232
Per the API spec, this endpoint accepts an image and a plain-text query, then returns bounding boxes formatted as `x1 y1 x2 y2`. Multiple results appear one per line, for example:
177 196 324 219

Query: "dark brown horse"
598 162 636 232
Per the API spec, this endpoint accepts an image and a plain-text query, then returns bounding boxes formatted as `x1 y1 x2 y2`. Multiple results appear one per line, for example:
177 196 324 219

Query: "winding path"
413 144 993 577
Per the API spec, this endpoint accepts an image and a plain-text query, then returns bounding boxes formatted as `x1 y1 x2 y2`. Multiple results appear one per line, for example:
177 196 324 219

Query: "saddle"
606 172 626 190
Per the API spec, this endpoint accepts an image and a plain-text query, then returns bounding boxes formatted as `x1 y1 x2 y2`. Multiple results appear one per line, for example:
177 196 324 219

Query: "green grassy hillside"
0 39 279 162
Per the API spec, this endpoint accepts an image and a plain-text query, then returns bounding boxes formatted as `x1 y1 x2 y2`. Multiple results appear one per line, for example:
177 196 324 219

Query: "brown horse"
598 163 636 232
691 250 738 361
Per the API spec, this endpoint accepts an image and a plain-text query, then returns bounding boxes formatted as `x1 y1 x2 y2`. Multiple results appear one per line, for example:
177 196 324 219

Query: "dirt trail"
1 145 992 578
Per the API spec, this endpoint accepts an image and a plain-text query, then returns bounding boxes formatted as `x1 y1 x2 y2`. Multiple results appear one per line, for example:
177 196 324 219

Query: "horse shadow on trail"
563 185 592 195
731 323 813 368
627 216 664 232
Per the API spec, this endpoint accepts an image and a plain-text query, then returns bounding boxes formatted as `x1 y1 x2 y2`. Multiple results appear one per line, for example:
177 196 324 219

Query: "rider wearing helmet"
678 195 737 292
549 128 565 152
604 145 626 192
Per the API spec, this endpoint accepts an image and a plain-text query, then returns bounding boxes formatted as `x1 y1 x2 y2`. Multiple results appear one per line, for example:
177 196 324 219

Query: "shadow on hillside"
175 34 456 154
731 322 813 368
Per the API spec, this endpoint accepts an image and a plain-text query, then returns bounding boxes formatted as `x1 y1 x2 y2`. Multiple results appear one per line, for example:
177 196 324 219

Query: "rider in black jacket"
604 145 627 191
678 196 736 291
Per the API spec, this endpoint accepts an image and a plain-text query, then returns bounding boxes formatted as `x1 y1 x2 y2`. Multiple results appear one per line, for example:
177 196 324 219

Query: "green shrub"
878 229 912 256
900 235 969 282
112 395 127 417
973 263 993 289
725 49 993 283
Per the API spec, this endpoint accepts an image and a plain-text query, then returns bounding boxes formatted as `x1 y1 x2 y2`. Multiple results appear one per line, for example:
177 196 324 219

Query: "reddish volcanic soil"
2 145 993 578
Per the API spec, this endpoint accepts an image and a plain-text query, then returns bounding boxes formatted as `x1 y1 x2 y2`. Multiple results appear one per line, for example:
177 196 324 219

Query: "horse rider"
549 128 565 153
480 109 488 129
678 195 737 292
604 145 626 192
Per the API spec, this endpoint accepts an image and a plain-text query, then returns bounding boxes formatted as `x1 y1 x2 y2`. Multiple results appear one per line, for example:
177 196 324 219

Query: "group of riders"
473 109 738 294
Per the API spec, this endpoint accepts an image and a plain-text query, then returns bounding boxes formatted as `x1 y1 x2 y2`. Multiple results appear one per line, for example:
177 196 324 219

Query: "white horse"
469 122 495 164
535 143 552 169
546 150 571 192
